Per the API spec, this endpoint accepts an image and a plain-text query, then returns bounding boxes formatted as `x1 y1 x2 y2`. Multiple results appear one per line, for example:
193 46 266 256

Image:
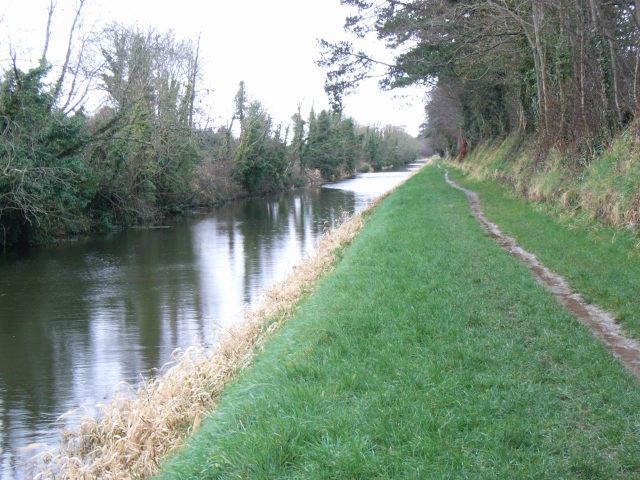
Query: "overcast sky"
1 0 427 135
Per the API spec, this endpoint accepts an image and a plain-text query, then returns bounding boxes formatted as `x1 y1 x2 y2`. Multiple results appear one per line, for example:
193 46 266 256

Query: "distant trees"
214 81 423 194
319 0 640 159
300 107 422 180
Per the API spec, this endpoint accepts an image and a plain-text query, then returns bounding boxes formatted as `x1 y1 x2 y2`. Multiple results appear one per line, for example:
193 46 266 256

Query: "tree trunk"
188 34 200 128
50 0 85 109
588 0 621 124
532 0 549 135
41 0 55 63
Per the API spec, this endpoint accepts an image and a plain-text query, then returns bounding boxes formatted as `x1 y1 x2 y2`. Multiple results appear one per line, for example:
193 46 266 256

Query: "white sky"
0 0 427 135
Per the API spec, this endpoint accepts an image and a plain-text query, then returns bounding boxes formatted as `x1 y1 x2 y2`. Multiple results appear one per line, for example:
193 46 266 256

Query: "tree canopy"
319 0 640 157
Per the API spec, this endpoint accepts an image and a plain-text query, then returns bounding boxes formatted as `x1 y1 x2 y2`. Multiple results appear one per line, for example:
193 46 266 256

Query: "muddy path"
444 170 640 379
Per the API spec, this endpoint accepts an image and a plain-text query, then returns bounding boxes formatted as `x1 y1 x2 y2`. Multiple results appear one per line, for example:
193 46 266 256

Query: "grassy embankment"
455 135 640 235
156 165 640 479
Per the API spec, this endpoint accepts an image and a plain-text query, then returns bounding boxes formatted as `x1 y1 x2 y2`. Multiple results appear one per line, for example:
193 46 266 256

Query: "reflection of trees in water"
0 226 201 471
79 227 201 385
0 246 94 463
121 227 200 368
236 189 357 306
0 181 360 476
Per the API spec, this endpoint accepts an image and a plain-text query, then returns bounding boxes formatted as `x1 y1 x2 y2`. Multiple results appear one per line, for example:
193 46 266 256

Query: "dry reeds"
32 194 385 480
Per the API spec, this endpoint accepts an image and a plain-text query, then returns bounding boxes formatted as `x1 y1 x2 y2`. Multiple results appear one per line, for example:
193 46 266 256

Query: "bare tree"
39 0 88 110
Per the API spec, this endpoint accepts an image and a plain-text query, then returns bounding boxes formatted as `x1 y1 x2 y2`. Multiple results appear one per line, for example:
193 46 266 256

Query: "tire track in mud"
444 169 640 379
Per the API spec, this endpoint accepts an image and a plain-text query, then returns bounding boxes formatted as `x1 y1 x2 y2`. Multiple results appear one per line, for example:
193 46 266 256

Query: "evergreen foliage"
234 100 288 193
0 64 94 247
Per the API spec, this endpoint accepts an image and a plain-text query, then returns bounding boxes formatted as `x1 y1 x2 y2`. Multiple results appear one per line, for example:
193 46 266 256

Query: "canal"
0 163 423 478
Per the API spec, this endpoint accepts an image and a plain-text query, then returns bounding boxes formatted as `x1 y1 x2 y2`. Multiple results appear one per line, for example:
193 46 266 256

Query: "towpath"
445 169 640 379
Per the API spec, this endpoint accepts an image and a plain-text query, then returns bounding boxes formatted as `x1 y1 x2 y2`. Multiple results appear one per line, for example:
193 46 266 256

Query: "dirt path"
444 170 640 379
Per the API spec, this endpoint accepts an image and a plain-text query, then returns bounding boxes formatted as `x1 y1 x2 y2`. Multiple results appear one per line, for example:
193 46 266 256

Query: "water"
0 163 422 478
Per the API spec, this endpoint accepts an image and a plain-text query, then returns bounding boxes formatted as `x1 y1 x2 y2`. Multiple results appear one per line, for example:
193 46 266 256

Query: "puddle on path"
444 170 640 379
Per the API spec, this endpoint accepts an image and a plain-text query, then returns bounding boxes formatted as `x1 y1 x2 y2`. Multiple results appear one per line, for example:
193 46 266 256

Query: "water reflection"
191 188 353 333
0 163 421 478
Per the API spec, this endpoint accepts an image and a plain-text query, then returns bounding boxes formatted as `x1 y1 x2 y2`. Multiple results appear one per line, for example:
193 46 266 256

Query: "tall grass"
154 166 640 479
457 133 640 234
579 133 640 229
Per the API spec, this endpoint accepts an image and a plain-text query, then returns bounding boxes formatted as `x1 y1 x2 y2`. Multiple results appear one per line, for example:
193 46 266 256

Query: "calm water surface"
0 163 422 478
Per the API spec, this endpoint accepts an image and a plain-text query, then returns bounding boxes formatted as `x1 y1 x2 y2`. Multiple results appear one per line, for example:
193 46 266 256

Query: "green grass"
155 166 640 479
446 166 640 339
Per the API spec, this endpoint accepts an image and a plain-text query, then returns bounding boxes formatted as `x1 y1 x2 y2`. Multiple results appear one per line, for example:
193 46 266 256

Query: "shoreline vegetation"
32 162 424 479
450 135 640 236
1 51 426 252
1 0 437 253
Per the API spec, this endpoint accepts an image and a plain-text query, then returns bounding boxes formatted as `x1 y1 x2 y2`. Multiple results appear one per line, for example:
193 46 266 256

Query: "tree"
88 25 200 225
305 109 339 179
233 80 248 130
289 104 307 173
424 79 464 155
0 64 94 248
234 100 288 193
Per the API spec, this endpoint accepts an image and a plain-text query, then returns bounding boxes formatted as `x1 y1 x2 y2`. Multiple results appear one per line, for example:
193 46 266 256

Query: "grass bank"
456 135 640 234
156 165 640 479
